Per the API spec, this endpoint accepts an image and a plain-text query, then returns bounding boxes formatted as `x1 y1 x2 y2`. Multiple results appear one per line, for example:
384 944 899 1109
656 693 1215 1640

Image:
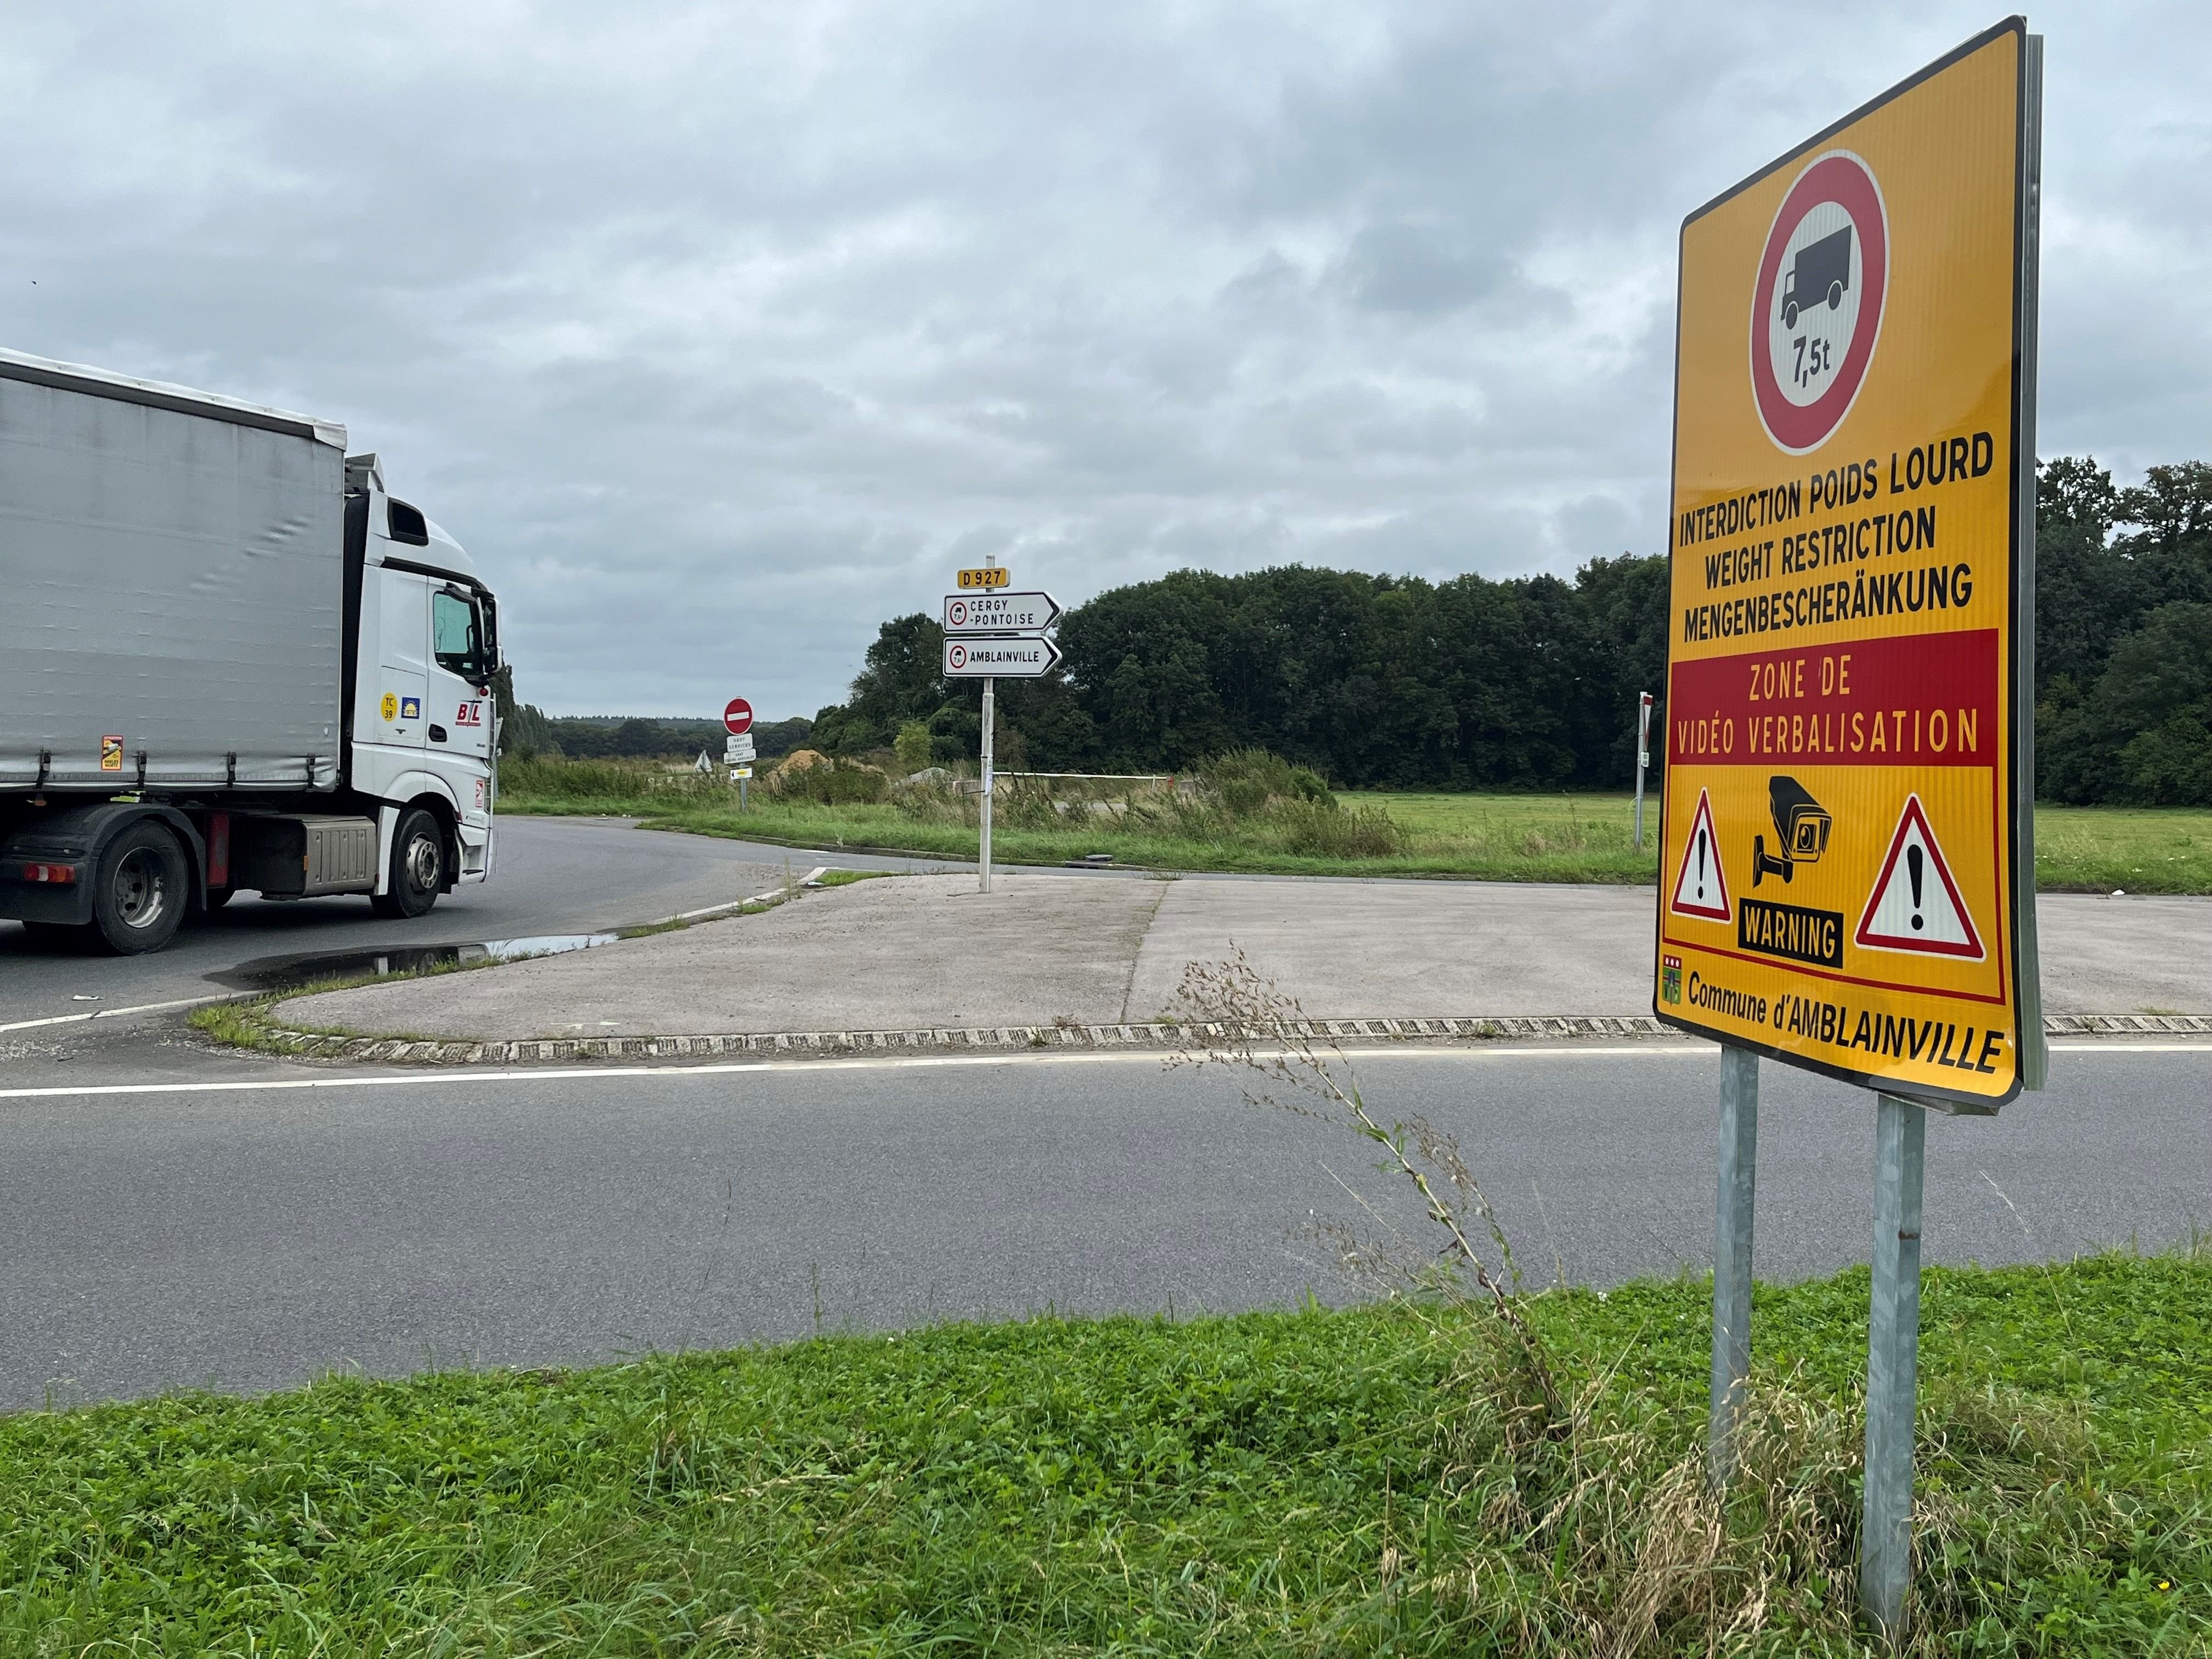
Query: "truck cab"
347 454 500 903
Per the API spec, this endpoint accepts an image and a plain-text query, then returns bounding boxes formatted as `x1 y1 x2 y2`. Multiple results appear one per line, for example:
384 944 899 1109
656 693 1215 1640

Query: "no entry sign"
1653 19 2043 1110
721 697 753 736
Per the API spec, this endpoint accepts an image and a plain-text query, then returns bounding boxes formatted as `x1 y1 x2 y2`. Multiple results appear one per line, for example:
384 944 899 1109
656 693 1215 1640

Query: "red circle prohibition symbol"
949 599 969 628
1750 151 1888 454
721 697 753 735
948 642 967 670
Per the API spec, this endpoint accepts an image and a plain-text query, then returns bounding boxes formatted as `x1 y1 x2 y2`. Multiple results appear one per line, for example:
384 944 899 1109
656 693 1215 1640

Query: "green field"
496 761 2212 890
2 1249 2204 1654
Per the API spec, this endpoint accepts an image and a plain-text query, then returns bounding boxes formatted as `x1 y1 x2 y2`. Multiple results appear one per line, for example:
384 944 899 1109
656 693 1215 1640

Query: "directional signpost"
942 635 1062 677
724 697 756 809
1655 20 2042 1643
944 592 1062 636
941 564 1060 891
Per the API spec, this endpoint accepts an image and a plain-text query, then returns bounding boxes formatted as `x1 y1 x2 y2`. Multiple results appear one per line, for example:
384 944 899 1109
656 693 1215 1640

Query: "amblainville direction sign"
943 636 1061 678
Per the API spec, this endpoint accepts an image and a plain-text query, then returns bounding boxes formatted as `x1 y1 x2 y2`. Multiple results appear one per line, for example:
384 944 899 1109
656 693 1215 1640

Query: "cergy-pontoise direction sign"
1654 18 2044 1111
943 592 1061 635
721 697 753 736
944 635 1061 678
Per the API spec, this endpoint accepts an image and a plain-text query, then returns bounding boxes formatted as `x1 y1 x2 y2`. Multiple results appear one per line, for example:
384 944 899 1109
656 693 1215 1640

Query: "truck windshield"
432 589 488 681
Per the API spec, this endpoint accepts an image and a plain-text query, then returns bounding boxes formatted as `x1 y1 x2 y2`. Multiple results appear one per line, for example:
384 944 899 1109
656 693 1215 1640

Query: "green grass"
2 1249 2206 1655
2032 804 2212 894
495 761 2212 890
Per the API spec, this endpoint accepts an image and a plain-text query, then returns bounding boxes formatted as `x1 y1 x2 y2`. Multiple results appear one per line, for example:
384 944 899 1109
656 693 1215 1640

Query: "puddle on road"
215 933 618 992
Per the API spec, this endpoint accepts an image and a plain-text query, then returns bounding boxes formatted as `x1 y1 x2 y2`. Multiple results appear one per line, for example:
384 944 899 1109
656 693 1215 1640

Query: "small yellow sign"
380 692 399 721
100 735 124 772
956 566 1010 589
1654 20 2041 1109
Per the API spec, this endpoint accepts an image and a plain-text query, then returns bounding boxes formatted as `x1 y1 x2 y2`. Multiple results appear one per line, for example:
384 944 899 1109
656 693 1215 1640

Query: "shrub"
769 757 890 805
1201 748 1319 815
893 721 934 775
498 755 728 808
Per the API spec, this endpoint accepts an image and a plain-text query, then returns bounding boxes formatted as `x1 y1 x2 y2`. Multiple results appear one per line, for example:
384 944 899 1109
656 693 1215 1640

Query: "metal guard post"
1709 1043 1759 1487
1861 1091 1927 1643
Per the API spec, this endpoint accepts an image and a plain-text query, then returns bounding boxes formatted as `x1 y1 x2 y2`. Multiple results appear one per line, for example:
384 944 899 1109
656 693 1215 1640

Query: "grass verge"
1 1248 2204 1654
188 955 510 1054
499 771 2212 891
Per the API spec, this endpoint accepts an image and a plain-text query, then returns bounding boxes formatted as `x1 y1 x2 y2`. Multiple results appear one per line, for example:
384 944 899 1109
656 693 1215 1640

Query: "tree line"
809 555 1671 789
2031 459 2211 805
505 455 2208 804
489 690 814 765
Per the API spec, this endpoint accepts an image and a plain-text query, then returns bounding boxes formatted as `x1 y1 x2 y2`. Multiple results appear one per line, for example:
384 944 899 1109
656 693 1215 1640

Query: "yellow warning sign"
1652 20 2044 1108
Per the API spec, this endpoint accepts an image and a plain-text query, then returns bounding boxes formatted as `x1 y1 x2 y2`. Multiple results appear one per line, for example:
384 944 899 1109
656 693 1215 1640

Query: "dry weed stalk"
1166 948 1564 1428
1169 949 1922 1654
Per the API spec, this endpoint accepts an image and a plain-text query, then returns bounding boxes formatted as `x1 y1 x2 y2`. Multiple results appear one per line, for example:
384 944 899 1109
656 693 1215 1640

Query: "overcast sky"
3 3 2203 719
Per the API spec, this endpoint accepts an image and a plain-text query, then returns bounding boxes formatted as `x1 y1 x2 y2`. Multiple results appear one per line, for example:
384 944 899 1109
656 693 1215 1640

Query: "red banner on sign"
1665 629 1997 769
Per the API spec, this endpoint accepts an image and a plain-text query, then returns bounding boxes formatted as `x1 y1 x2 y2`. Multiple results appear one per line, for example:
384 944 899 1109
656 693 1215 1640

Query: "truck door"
428 585 494 768
376 568 430 752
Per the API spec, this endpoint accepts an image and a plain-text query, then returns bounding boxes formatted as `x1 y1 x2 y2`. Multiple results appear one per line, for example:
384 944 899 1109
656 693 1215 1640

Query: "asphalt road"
2 1041 2203 1407
0 816 919 1029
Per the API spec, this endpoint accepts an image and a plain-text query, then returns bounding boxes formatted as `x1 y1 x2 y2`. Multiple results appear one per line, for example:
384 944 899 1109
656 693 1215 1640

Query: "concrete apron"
278 874 2212 1046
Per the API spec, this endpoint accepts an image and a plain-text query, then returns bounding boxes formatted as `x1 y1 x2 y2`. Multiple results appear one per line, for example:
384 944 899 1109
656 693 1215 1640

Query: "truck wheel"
371 808 445 919
89 821 189 955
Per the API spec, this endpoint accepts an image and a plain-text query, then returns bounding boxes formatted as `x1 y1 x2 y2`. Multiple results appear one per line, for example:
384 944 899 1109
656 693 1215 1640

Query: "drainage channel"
213 933 618 993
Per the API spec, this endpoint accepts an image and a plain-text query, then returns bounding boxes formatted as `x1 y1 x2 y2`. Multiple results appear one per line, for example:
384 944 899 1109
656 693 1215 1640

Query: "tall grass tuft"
1161 949 2199 1652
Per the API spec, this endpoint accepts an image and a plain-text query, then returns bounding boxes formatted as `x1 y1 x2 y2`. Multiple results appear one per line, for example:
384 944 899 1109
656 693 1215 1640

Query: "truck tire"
371 807 445 919
89 821 189 955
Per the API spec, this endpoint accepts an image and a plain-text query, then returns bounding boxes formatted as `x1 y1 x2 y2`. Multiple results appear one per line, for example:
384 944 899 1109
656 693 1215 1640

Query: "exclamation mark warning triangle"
1855 794 1984 958
1668 789 1733 921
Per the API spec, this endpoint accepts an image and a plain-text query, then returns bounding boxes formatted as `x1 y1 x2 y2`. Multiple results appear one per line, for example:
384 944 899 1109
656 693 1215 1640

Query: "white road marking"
0 1040 2200 1101
0 994 233 1035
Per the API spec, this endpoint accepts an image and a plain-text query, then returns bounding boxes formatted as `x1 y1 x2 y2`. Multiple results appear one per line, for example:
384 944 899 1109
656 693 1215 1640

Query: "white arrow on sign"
943 591 1062 635
944 635 1062 678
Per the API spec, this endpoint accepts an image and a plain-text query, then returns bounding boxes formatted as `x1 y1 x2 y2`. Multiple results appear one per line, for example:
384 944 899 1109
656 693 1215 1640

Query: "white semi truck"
0 348 501 955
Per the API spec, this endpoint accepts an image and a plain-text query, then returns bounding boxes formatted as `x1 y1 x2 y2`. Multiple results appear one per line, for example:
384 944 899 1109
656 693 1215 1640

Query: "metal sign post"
1708 1044 1759 1487
1656 21 2042 1644
1862 1091 1927 1638
979 675 995 893
940 568 1062 896
980 556 997 895
723 700 756 815
1635 691 1654 851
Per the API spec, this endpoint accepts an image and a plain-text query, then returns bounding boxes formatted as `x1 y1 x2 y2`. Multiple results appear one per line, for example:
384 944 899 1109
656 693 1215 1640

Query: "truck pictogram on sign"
1780 225 1852 330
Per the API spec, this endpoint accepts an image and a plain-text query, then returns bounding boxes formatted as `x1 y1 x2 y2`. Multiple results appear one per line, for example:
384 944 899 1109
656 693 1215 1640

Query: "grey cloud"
0 1 2203 716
